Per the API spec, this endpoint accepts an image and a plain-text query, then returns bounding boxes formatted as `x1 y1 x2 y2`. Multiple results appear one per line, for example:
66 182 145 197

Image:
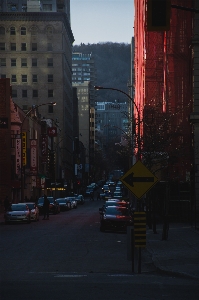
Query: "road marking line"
54 274 87 278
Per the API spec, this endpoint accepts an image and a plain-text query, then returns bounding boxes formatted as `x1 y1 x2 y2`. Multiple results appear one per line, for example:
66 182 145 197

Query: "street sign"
120 160 158 199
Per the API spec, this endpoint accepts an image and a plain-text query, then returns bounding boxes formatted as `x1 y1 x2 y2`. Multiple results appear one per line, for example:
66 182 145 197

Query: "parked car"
108 181 115 187
99 206 133 232
85 187 94 196
20 202 39 221
100 191 112 200
55 198 71 211
74 194 85 205
37 196 60 215
90 183 98 190
65 197 77 209
4 203 31 224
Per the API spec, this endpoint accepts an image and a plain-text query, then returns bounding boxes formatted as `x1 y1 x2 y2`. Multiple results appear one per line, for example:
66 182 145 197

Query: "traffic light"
147 0 171 31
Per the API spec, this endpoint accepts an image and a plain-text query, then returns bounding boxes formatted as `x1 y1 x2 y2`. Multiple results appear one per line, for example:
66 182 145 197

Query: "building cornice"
0 12 74 43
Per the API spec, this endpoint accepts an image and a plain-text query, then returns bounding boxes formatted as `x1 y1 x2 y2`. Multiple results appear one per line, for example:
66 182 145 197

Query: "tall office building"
72 52 96 107
0 0 74 181
72 52 96 181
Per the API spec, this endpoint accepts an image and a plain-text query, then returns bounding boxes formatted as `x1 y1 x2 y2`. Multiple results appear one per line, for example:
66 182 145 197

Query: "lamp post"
94 86 141 161
20 102 56 201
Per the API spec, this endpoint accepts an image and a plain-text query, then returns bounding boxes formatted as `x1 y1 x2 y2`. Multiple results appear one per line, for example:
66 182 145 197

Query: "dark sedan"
37 196 60 215
55 198 71 211
74 194 85 205
99 206 133 232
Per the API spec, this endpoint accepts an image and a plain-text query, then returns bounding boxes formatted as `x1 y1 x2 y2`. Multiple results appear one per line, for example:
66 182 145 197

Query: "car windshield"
114 192 122 196
105 206 129 216
9 204 27 211
48 198 54 203
56 199 66 204
38 198 44 204
26 203 35 209
38 197 54 204
103 185 109 189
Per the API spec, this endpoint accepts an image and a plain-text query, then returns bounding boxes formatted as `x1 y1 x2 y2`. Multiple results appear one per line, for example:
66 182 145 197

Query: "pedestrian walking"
43 195 50 220
4 196 10 212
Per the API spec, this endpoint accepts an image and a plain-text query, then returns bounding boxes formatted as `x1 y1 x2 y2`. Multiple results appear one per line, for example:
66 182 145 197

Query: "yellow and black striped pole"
134 211 146 273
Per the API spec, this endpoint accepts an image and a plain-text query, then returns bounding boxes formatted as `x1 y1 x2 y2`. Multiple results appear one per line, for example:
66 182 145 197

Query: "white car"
4 204 31 224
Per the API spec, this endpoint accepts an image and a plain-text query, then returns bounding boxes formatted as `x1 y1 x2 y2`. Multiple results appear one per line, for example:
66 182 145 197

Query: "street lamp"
94 86 141 160
20 102 56 201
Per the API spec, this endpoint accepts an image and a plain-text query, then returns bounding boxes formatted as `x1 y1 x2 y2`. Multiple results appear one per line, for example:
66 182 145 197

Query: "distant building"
72 52 96 107
95 101 129 147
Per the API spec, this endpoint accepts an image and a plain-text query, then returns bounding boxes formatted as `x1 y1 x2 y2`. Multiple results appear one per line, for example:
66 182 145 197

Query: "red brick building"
134 0 194 182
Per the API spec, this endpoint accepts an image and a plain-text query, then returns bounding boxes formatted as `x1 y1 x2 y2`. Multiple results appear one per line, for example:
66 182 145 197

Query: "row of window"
12 89 54 98
1 74 54 83
0 26 53 36
0 42 53 51
0 58 53 67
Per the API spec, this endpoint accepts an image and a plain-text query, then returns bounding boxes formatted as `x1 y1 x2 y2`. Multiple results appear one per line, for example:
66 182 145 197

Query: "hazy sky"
70 0 134 45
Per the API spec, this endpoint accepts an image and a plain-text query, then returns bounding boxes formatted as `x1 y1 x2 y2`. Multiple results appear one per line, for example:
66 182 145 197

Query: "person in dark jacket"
43 195 50 220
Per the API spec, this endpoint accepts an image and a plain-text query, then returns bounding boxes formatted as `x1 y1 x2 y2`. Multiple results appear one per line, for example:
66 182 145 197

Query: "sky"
70 0 135 45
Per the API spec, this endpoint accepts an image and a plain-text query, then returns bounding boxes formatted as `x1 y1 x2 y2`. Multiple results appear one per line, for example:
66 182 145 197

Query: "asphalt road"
0 198 199 300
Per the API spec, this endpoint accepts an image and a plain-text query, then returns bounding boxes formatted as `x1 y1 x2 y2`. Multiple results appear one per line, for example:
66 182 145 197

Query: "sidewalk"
144 223 199 279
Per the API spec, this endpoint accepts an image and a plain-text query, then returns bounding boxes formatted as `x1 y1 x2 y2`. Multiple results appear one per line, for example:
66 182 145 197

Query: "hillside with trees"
72 42 132 102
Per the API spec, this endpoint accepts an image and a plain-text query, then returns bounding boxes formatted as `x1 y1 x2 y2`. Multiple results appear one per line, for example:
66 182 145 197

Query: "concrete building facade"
0 4 74 186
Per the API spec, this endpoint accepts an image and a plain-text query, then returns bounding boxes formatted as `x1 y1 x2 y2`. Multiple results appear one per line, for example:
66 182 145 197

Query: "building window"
43 4 52 11
21 58 27 67
33 90 38 97
10 43 16 51
32 58 37 67
47 43 52 51
11 58 16 67
48 105 54 113
21 27 26 35
32 74 37 83
21 43 26 51
1 74 6 78
31 26 37 36
0 58 6 66
48 74 53 83
32 43 37 51
0 43 5 50
22 75 27 82
22 90 27 97
12 90 17 98
48 89 53 97
11 75 17 82
47 58 53 67
0 27 5 35
46 26 53 35
10 27 16 35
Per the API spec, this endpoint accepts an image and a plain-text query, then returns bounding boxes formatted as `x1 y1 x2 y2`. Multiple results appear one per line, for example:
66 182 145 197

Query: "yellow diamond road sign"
120 160 159 199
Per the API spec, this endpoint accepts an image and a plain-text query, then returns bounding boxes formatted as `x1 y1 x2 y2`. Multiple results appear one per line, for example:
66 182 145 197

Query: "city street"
0 198 198 300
